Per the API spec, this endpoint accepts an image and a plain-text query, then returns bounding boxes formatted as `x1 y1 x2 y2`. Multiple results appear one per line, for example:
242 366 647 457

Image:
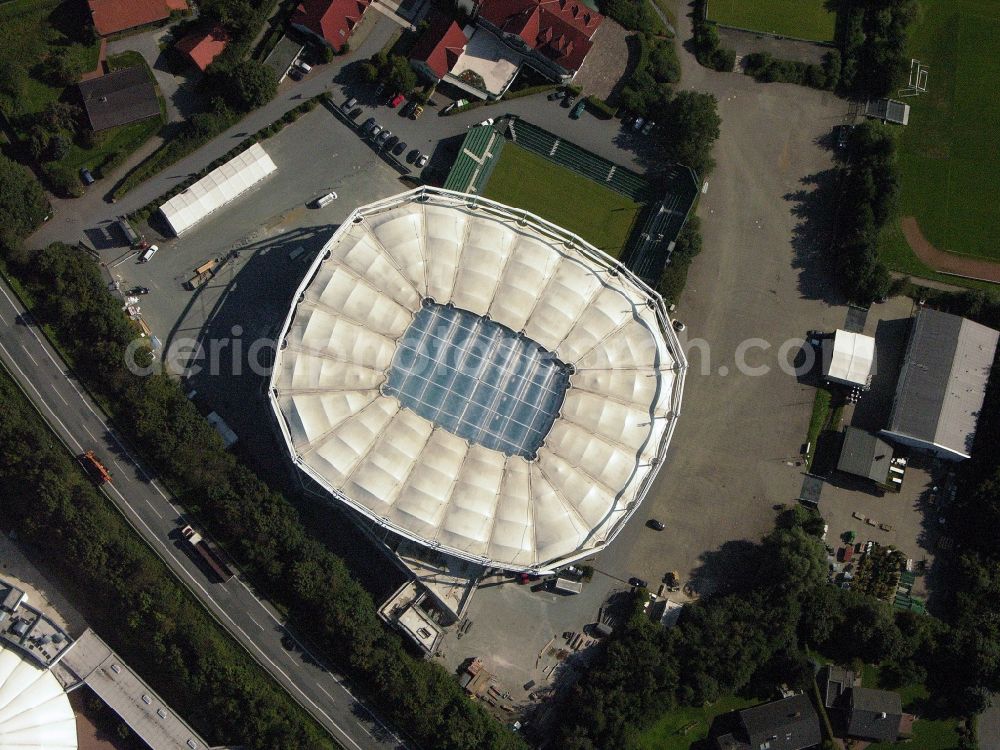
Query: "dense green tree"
0 155 48 249
657 90 721 177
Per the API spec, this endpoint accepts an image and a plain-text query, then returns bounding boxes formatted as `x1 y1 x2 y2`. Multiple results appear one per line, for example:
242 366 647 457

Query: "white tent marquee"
823 329 875 388
0 645 77 750
160 143 276 236
270 188 687 571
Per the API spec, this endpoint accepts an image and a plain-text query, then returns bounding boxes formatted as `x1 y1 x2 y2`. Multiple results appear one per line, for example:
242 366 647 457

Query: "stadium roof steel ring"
269 188 687 571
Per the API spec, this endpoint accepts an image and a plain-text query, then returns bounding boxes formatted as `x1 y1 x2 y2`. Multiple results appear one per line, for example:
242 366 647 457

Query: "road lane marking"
51 385 69 405
248 614 264 630
317 684 336 703
143 498 163 519
20 345 38 366
112 458 131 481
0 342 83 454
101 482 367 750
82 424 100 443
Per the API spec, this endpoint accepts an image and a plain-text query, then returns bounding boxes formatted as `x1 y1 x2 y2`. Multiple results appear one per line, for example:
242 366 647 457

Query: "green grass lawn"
630 695 757 750
862 665 963 750
879 0 1000 271
706 0 836 42
481 144 643 257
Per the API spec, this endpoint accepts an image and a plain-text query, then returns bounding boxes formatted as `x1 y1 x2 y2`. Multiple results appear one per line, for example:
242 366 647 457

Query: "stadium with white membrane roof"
269 188 687 572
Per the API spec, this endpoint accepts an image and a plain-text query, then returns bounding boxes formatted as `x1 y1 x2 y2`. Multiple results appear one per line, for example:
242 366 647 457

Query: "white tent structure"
0 645 77 749
269 188 687 572
160 143 276 236
822 330 875 388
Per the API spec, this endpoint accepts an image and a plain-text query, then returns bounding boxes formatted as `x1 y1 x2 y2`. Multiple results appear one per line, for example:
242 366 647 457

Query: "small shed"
865 98 910 125
822 329 875 388
837 427 893 484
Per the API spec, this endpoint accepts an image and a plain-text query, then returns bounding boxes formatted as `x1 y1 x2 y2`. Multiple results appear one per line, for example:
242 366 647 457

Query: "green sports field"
481 144 643 258
706 0 836 42
879 0 1000 268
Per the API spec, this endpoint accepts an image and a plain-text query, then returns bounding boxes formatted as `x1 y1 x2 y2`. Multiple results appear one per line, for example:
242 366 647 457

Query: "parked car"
628 577 648 588
369 123 383 138
641 120 655 135
401 100 417 117
392 140 408 156
406 149 420 164
375 82 385 97
548 89 563 101
647 519 665 531
835 124 853 149
361 116 376 133
389 92 405 108
80 168 95 186
411 104 424 119
569 100 585 119
127 286 149 295
416 153 429 167
672 319 685 332
385 134 399 151
632 116 645 132
375 129 392 147
342 97 357 112
562 93 576 108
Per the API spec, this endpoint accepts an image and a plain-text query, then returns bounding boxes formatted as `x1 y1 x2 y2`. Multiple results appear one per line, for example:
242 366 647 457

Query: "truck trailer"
181 525 234 582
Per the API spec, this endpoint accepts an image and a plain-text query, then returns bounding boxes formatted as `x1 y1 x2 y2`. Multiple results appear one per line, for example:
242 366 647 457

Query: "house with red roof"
291 0 371 53
88 0 188 37
475 0 603 80
176 26 230 71
410 15 469 82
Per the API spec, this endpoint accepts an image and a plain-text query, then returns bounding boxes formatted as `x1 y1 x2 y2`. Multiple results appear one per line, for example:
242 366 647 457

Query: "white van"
315 191 337 208
139 245 158 263
297 60 312 74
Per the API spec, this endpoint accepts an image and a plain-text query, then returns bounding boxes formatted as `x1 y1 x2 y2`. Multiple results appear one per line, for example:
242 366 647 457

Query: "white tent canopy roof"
160 143 276 236
270 189 687 571
0 645 77 750
823 329 875 387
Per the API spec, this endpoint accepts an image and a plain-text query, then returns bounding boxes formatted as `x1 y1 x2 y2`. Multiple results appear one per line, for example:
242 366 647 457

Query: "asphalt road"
0 278 406 750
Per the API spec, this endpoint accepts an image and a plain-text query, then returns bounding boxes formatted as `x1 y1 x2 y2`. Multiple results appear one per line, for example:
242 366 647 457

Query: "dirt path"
901 216 1000 284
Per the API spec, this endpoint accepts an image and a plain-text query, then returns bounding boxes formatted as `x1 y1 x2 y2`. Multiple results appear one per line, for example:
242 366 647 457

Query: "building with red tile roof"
410 15 469 81
291 0 371 52
476 0 602 78
88 0 188 37
176 26 230 71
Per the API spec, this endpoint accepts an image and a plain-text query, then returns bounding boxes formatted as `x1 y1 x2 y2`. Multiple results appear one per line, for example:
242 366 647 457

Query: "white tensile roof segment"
159 143 276 236
0 646 77 749
270 188 687 571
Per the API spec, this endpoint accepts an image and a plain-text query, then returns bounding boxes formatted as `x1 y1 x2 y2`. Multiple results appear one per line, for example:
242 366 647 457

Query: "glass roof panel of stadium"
384 301 570 459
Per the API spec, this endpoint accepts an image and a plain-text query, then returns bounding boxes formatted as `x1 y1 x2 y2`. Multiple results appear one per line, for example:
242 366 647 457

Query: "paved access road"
0 278 406 750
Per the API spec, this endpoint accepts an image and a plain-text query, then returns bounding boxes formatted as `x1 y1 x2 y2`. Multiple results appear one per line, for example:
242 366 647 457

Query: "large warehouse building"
882 308 999 461
269 188 686 572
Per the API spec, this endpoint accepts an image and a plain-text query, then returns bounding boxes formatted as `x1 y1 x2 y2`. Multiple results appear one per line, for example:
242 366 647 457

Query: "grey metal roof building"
881 309 999 461
837 427 893 484
865 98 910 125
715 694 821 750
78 67 160 131
847 687 902 742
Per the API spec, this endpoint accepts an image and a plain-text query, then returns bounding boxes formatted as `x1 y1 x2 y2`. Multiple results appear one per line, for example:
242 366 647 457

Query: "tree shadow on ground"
688 539 761 598
785 168 848 305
